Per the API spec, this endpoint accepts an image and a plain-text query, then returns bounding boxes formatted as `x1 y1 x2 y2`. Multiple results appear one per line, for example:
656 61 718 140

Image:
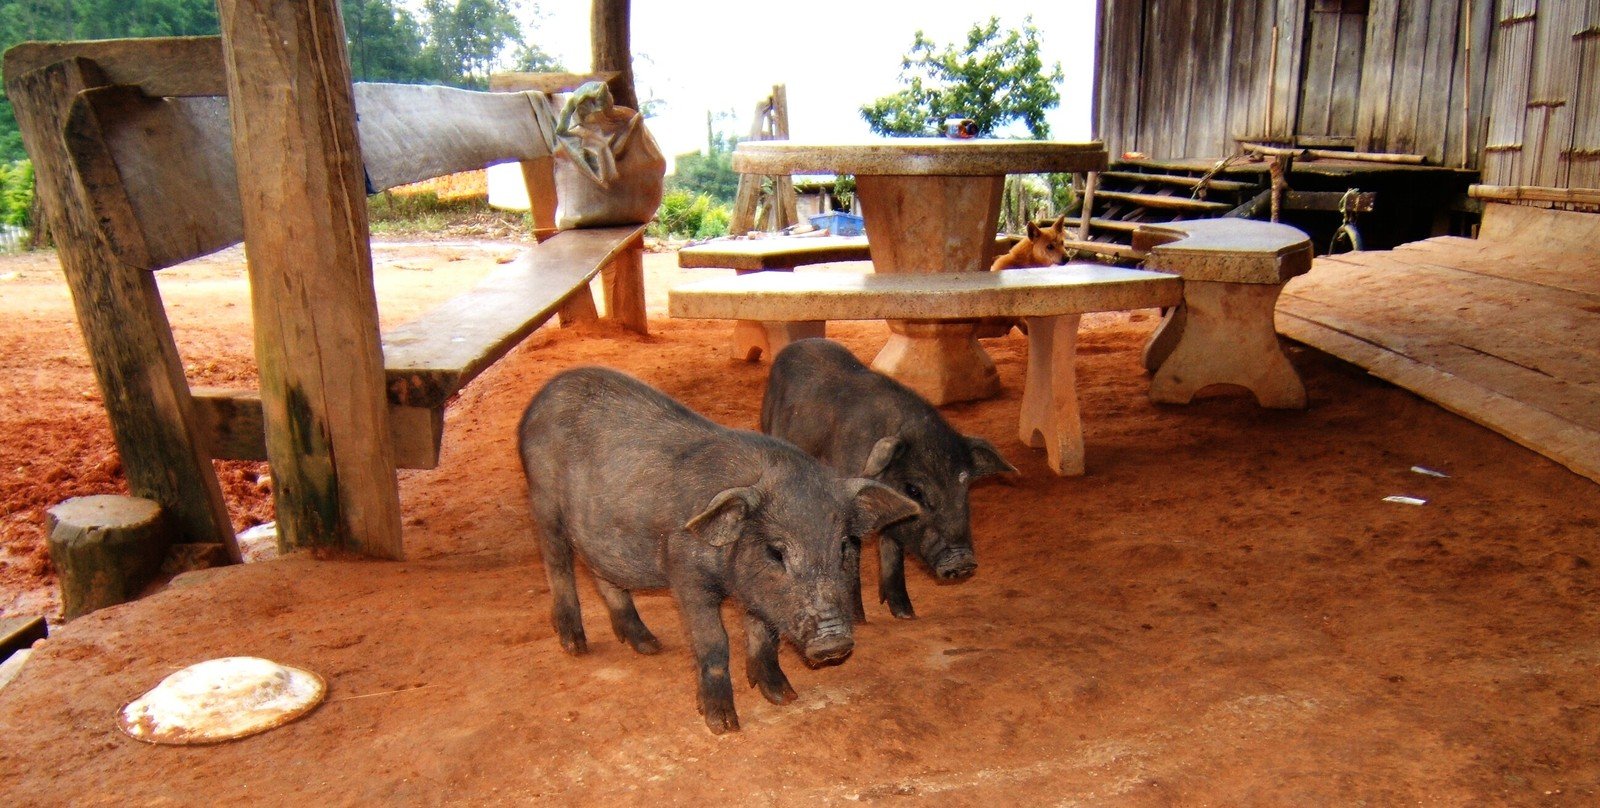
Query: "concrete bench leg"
1148 280 1307 408
873 320 1001 406
1019 315 1085 475
732 319 826 362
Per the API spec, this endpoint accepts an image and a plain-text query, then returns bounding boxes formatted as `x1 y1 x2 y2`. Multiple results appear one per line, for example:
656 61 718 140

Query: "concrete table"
733 138 1107 405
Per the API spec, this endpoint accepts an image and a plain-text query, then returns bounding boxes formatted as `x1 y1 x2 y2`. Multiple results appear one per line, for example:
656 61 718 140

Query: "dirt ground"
2 240 1599 805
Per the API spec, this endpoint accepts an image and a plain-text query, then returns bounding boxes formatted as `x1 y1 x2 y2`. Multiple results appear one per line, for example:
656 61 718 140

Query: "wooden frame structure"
3 0 650 561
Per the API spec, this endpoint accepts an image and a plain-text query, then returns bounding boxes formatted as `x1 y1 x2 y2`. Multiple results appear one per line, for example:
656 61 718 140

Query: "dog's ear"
1051 214 1067 231
1027 221 1043 239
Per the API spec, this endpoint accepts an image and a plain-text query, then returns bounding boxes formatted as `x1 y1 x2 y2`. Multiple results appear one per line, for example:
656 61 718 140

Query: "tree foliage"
860 17 1064 139
667 129 739 206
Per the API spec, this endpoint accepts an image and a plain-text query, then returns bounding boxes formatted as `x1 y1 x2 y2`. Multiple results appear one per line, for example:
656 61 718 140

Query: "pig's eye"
765 544 786 567
903 483 925 504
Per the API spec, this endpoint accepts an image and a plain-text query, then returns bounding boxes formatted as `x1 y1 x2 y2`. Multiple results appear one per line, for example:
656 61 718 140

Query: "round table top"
732 138 1107 176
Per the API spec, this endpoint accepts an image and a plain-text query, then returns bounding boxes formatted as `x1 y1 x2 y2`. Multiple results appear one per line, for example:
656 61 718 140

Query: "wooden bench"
669 266 1183 475
6 36 652 560
679 233 1018 360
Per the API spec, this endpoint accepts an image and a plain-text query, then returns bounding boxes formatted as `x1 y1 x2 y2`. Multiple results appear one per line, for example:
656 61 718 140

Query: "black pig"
761 339 1015 620
518 367 918 734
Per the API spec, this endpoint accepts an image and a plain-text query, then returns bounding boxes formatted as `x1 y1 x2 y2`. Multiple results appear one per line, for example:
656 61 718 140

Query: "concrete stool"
1133 219 1314 408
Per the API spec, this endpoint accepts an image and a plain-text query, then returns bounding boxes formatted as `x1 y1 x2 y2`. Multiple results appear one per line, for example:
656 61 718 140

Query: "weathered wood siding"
1482 0 1600 188
1095 0 1496 168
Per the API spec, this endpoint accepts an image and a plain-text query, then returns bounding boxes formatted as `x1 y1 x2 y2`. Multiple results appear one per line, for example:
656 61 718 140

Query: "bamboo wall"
1482 0 1600 188
1094 0 1497 169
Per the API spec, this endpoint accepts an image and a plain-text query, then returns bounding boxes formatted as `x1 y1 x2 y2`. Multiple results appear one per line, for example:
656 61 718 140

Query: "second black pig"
519 366 918 734
761 339 1016 620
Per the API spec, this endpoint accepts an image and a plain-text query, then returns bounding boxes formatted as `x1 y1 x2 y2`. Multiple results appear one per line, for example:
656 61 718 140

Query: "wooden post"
215 0 404 559
4 58 240 561
591 0 637 110
1077 171 1098 241
47 495 173 619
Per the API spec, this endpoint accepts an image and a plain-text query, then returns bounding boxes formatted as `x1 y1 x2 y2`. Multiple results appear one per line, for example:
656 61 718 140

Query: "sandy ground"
2 241 1599 805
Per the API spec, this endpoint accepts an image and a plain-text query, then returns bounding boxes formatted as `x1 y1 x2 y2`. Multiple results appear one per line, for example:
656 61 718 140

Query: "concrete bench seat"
671 265 1183 475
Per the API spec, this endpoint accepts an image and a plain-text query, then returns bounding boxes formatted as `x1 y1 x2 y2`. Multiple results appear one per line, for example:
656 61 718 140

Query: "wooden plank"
1354 0 1401 150
5 58 240 559
1088 217 1147 233
1411 0 1463 165
65 87 241 271
1393 238 1600 297
1469 185 1600 205
191 389 445 470
1092 189 1233 212
1476 201 1600 255
678 235 872 271
3 36 225 97
217 0 403 559
352 83 555 193
669 265 1182 322
1325 4 1367 142
1100 170 1256 192
1276 309 1600 485
382 225 646 409
1 616 48 660
488 70 620 94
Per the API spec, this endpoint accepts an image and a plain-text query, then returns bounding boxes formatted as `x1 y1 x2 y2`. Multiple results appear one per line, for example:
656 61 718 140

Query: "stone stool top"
1134 218 1313 284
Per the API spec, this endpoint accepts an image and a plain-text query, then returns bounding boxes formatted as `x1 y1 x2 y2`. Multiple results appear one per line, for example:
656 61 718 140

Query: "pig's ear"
843 478 920 534
966 436 1017 478
860 436 904 477
684 486 762 547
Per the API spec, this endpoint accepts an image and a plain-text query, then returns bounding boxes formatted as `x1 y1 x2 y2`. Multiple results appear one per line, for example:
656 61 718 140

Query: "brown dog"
991 214 1069 270
978 215 1070 337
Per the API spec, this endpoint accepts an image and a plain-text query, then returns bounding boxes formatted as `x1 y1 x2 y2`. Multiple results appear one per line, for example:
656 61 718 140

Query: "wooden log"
1077 171 1098 241
1304 147 1427 164
1061 238 1148 262
1092 189 1233 212
1469 185 1600 206
216 0 404 559
5 58 240 560
47 496 173 620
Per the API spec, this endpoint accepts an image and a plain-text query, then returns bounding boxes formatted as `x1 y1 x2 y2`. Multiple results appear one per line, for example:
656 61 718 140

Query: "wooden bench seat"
670 265 1183 475
7 36 655 558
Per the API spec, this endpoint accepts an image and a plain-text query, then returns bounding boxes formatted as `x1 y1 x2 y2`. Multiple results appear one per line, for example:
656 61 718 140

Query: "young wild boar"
761 339 1016 620
518 367 918 734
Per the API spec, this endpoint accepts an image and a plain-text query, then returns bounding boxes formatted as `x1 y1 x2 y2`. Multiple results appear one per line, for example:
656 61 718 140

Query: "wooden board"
1278 236 1600 485
382 225 646 409
3 36 225 96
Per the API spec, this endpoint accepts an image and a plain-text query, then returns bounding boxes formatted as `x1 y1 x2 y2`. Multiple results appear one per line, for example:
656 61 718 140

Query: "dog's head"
1024 215 1069 266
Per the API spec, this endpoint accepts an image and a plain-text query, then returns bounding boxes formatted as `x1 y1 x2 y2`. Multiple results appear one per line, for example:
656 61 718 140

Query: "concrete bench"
1133 218 1314 408
670 265 1183 475
679 233 1019 360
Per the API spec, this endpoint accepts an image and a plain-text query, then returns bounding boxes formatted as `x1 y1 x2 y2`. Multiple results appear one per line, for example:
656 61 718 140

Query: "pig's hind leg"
594 577 663 654
878 537 917 619
743 612 797 705
532 505 589 655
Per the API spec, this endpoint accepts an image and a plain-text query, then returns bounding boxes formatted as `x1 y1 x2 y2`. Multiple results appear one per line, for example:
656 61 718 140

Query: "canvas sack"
552 82 665 228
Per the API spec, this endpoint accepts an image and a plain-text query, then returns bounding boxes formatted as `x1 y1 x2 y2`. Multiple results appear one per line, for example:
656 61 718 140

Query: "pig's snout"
934 547 977 581
803 617 854 664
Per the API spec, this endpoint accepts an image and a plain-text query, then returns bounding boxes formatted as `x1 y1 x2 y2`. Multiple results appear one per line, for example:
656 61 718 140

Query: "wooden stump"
47 495 173 620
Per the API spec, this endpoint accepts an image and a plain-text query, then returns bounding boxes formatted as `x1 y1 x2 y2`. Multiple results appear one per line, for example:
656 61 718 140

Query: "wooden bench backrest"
64 75 557 271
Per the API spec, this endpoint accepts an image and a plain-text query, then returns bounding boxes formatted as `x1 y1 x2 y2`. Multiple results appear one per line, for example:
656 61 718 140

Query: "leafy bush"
650 190 731 240
0 160 33 229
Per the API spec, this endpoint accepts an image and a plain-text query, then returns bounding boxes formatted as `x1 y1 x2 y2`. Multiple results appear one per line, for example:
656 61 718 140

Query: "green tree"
343 0 431 83
667 129 738 206
860 17 1063 138
422 0 523 88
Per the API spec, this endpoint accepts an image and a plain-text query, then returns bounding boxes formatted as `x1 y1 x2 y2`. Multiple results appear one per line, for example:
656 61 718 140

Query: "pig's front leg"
744 612 797 705
846 538 867 623
878 535 916 619
680 587 740 733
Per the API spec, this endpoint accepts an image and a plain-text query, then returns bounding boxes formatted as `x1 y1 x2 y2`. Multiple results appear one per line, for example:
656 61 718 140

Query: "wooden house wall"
1482 0 1600 188
1094 0 1496 168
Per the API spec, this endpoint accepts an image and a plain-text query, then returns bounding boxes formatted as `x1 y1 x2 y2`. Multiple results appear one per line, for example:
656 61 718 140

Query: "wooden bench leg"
1141 304 1184 372
732 320 826 361
1149 280 1307 408
1019 315 1085 475
601 235 648 334
557 288 600 327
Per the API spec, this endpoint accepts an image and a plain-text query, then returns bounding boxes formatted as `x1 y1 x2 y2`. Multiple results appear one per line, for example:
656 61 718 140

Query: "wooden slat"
191 389 446 470
1092 189 1233 212
3 36 225 97
1100 170 1257 192
489 70 620 94
352 83 555 193
217 0 403 559
669 265 1182 322
382 225 646 409
1088 217 1146 233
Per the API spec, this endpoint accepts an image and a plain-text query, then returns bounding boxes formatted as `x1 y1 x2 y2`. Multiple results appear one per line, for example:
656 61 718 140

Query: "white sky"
528 0 1099 166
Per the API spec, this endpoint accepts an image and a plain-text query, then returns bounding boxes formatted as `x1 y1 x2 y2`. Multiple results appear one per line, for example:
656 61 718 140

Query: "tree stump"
46 495 173 620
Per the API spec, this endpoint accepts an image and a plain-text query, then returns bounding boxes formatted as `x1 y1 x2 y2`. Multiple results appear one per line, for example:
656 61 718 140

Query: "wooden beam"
3 36 225 96
488 70 620 94
4 57 240 561
191 389 445 470
1469 185 1600 206
591 0 637 110
216 0 403 559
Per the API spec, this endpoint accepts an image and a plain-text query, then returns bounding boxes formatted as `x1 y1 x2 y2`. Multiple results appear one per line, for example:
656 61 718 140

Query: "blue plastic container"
808 212 865 236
